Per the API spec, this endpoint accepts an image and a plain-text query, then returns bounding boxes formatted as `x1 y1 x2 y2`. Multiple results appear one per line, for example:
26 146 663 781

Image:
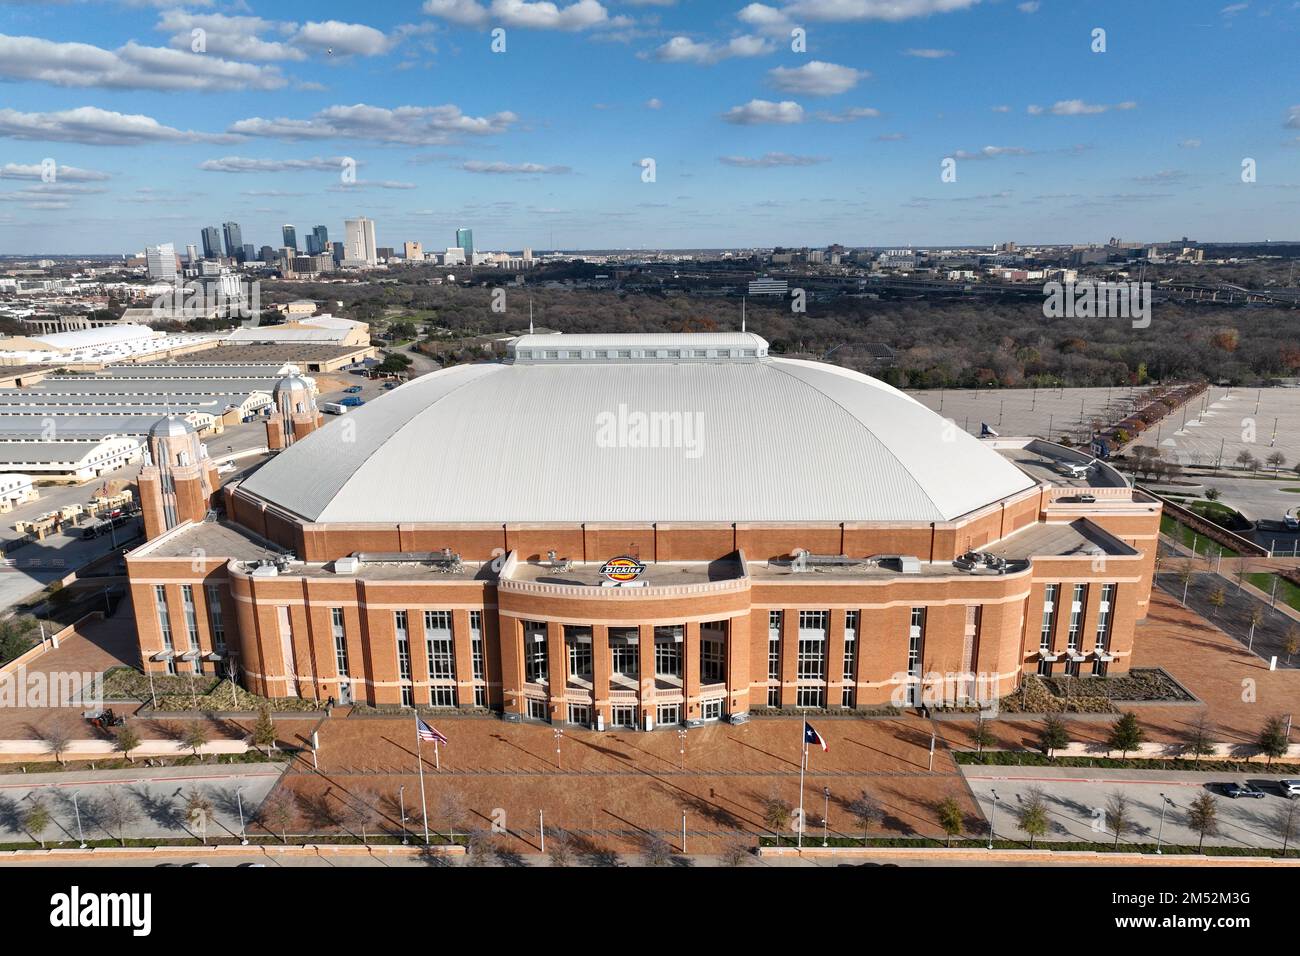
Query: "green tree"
1186 792 1219 851
181 721 209 757
1017 787 1050 849
252 705 277 753
23 798 51 848
1105 792 1132 849
1039 714 1069 759
0 617 39 663
1208 587 1226 618
114 723 141 763
1107 711 1146 759
1182 714 1217 764
936 795 964 847
1256 715 1289 768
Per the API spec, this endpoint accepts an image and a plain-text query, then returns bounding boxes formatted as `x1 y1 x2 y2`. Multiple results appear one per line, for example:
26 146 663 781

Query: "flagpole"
797 725 807 850
416 717 430 846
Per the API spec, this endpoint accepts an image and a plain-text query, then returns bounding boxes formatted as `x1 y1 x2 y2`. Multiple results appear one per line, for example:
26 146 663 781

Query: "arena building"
125 333 1161 728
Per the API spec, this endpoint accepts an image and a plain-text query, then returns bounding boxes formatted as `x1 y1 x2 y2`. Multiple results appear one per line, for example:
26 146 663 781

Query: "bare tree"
96 789 141 846
436 789 468 844
846 790 884 843
1105 792 1132 849
42 729 72 766
255 788 295 843
340 789 381 843
546 827 573 867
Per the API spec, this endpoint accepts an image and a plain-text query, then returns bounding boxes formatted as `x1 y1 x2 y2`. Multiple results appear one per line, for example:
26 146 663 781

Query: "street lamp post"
72 790 86 849
822 787 831 847
988 789 998 850
553 728 563 769
677 729 687 770
236 789 248 845
399 785 408 845
1156 793 1171 855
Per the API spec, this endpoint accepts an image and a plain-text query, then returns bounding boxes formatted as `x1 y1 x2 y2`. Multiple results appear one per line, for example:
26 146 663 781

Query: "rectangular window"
565 625 593 680
610 626 638 679
654 625 683 678
767 610 782 706
906 607 926 706
154 585 176 675
180 585 200 671
842 611 858 707
523 620 548 683
395 610 412 705
656 703 680 726
1065 584 1087 677
205 585 225 653
423 610 456 680
701 621 726 684
527 698 549 721
430 686 455 707
1094 584 1115 651
567 704 591 726
701 698 723 720
612 705 637 728
1040 584 1058 652
331 607 349 677
469 611 485 706
796 611 828 708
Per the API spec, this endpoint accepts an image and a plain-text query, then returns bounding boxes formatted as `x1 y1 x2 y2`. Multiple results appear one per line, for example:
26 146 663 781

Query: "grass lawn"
1244 572 1300 613
1160 514 1239 558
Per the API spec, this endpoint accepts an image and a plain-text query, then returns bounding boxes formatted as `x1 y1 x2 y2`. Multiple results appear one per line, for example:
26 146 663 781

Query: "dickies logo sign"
599 556 645 582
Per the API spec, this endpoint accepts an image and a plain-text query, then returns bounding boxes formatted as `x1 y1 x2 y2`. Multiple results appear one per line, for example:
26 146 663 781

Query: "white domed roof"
149 415 194 440
239 334 1036 524
273 374 311 397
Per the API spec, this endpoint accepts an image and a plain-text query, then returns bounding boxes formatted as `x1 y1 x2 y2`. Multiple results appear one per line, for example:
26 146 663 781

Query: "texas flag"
804 721 828 752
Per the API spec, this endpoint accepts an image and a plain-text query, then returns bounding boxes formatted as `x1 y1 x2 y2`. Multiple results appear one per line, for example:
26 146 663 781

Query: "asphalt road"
964 766 1300 852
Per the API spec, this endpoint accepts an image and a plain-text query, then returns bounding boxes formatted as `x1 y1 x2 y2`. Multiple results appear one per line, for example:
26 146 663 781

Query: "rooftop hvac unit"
334 556 360 574
898 555 921 574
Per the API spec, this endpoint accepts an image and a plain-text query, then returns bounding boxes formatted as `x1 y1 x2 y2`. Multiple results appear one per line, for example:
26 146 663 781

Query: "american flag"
417 717 448 744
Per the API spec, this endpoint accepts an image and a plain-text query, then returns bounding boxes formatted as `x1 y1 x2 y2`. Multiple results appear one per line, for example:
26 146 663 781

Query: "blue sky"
0 0 1297 254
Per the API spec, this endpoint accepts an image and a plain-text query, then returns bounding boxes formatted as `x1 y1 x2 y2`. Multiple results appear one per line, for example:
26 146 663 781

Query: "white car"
1279 779 1300 797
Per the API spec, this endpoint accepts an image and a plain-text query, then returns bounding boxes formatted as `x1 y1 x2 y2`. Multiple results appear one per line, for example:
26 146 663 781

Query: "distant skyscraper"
243 243 257 262
331 241 344 264
305 234 318 256
185 243 198 265
222 222 243 260
456 227 474 259
344 217 378 266
200 226 221 259
313 225 329 256
146 243 177 281
282 225 298 252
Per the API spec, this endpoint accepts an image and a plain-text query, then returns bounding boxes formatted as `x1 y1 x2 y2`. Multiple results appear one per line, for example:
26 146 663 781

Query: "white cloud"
747 0 979 27
645 97 663 109
1178 138 1202 148
0 162 110 182
0 106 237 146
902 48 954 58
228 104 518 145
768 60 866 95
1028 99 1136 115
295 20 395 56
461 161 573 173
1017 1 1040 12
953 145 1032 160
155 11 305 62
0 33 287 91
198 156 355 173
423 0 612 30
991 104 1010 112
814 106 881 122
719 152 827 167
723 99 804 124
328 180 418 191
649 34 773 63
1285 105 1300 129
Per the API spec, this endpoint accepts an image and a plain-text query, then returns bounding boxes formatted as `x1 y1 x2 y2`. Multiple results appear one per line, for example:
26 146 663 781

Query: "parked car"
382 381 398 390
1222 782 1267 799
1278 779 1300 797
340 396 365 407
344 385 363 394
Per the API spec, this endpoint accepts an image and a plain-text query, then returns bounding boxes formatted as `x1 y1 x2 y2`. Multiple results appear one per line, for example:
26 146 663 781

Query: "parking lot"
963 766 1299 852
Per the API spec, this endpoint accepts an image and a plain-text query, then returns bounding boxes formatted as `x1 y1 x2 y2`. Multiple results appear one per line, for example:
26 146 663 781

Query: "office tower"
522 246 533 265
222 222 243 260
305 234 318 256
243 243 256 262
146 243 177 281
331 241 344 264
259 246 275 263
282 224 298 252
344 216 378 266
313 226 329 256
200 226 221 259
456 227 474 259
185 244 198 265
404 241 424 261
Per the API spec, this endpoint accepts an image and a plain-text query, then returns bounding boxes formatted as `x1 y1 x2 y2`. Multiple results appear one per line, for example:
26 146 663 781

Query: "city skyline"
0 0 1297 254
